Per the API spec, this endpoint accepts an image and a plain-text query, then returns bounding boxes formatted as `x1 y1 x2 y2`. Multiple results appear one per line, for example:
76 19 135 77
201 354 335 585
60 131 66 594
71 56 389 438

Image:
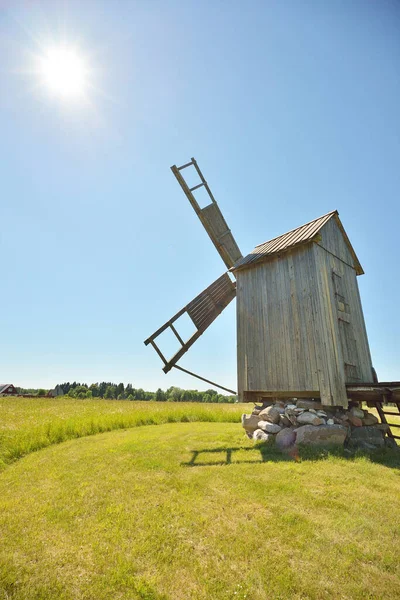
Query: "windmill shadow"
181 443 400 469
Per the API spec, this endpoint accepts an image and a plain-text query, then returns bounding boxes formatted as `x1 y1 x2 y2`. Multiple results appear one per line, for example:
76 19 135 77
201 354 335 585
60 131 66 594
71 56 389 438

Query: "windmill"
145 158 375 408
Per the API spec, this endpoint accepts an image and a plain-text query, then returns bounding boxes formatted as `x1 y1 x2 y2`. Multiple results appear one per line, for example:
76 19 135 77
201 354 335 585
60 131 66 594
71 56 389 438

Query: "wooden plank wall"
236 219 372 406
236 245 329 401
313 245 373 384
317 216 354 267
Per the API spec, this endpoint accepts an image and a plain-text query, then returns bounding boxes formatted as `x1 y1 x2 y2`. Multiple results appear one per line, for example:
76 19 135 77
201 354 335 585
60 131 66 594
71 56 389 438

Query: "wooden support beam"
173 365 236 395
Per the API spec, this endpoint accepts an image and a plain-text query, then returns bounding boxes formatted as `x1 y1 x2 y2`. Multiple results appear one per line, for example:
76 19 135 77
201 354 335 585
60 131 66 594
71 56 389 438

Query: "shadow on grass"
182 443 400 469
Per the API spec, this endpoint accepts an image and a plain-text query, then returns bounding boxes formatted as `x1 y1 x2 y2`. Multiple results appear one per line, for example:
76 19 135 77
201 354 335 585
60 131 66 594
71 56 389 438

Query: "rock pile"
242 399 393 451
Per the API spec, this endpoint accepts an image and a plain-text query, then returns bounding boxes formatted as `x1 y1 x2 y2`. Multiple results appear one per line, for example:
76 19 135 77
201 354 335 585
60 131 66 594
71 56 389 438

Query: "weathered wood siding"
313 244 373 385
317 216 354 268
236 219 372 407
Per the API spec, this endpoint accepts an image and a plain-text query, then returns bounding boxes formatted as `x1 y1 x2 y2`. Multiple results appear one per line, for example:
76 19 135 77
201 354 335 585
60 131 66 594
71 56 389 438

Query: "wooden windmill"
144 158 375 408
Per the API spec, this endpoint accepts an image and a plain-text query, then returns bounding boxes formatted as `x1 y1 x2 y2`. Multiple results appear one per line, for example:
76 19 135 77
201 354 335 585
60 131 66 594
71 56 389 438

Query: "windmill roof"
231 210 363 274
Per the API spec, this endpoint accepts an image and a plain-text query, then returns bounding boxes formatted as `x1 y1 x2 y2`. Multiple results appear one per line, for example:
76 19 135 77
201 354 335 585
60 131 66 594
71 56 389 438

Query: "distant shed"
232 210 374 408
0 384 17 396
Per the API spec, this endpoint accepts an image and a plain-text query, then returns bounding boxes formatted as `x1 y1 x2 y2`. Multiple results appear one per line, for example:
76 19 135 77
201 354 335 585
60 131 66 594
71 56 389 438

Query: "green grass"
1 398 400 599
0 397 244 470
1 422 400 600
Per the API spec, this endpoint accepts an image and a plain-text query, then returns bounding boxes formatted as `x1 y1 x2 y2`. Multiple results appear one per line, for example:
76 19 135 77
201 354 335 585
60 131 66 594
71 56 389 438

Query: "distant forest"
16 382 237 404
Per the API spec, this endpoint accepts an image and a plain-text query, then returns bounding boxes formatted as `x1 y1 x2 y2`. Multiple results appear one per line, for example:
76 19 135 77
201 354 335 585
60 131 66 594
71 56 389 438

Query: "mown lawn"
0 399 400 599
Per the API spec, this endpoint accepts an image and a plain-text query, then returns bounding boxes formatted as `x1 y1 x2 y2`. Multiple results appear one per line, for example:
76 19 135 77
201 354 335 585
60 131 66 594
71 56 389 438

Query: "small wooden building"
232 211 374 407
0 384 17 396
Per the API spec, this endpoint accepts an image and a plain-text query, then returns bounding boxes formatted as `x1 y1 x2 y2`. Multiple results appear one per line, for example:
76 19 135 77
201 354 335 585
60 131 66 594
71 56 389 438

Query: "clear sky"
1 0 399 391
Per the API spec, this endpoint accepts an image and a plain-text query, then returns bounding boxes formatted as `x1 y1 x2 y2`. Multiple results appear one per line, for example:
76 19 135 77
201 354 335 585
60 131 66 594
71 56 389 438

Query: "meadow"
0 397 400 600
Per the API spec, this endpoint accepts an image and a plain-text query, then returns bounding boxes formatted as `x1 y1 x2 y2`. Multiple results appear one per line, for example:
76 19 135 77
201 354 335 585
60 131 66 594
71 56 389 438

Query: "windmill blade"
171 158 243 270
144 273 236 373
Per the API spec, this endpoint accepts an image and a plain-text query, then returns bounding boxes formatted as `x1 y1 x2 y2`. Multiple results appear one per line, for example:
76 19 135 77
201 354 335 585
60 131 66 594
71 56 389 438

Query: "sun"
39 47 88 100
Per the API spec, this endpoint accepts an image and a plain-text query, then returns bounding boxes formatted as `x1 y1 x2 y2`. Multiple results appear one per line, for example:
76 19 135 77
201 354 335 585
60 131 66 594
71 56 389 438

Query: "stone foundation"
242 399 394 451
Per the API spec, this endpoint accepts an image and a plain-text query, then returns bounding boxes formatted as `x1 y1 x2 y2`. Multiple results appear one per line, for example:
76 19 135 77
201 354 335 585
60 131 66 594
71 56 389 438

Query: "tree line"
50 382 237 403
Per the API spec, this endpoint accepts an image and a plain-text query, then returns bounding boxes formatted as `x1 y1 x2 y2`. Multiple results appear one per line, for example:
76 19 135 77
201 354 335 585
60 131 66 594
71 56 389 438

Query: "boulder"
349 426 385 449
258 406 281 424
362 413 379 426
296 399 322 410
285 411 298 426
280 414 291 428
376 423 390 433
385 437 398 449
327 419 335 426
295 424 347 446
349 406 365 420
241 414 260 433
258 421 281 434
296 412 323 426
317 411 328 418
348 415 363 427
275 428 297 450
253 429 272 442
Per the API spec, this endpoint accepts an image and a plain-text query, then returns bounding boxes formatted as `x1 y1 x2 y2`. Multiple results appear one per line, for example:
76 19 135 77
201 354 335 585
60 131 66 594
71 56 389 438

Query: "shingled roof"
231 210 363 274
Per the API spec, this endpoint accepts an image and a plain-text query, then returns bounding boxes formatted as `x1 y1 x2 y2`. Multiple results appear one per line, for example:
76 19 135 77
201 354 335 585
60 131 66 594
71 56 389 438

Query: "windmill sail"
144 273 236 373
171 158 243 269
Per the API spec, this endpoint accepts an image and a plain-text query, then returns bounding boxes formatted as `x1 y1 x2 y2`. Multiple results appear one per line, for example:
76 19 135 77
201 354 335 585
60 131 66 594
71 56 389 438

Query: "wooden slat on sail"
171 158 243 269
144 273 236 372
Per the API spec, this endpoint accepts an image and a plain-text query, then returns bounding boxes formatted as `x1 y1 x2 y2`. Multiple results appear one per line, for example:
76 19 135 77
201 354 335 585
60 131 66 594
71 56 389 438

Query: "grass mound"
0 422 399 600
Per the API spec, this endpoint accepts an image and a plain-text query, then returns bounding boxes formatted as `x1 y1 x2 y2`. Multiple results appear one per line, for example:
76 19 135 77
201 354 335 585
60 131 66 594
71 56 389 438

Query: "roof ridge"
254 210 338 248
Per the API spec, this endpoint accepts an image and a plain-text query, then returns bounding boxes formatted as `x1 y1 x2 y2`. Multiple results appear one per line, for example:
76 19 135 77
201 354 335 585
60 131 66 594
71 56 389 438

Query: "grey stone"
258 406 281 424
296 399 322 410
257 421 281 434
376 423 390 433
241 414 260 433
280 414 291 428
275 428 297 450
286 404 297 410
295 424 347 446
362 413 379 426
317 411 328 418
296 412 323 426
385 437 398 449
284 411 298 426
349 426 385 449
356 441 380 451
327 419 335 426
253 429 272 442
349 407 365 420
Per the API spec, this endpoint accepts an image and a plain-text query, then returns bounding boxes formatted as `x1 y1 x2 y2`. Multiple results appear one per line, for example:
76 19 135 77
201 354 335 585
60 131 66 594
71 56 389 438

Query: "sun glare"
39 47 88 99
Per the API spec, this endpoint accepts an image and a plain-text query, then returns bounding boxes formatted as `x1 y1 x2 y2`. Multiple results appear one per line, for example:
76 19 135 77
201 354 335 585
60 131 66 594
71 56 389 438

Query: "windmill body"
232 213 374 408
145 159 374 408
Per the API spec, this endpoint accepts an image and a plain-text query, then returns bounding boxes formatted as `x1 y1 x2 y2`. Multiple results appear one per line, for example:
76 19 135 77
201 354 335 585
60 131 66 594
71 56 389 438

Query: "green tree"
89 384 99 397
104 386 116 399
155 388 166 402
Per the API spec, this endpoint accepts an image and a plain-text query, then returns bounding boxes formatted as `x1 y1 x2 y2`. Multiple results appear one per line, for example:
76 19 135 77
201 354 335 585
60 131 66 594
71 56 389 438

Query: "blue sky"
1 0 399 391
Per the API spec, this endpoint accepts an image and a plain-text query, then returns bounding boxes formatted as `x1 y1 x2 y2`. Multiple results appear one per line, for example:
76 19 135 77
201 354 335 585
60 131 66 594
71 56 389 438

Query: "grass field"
1 398 400 599
0 397 243 470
